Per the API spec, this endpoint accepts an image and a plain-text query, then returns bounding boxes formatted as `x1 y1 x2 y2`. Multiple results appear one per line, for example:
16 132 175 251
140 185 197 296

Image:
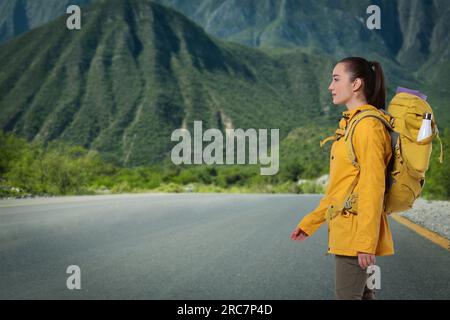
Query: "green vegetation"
1 129 448 200
421 128 450 200
0 130 112 197
0 129 327 197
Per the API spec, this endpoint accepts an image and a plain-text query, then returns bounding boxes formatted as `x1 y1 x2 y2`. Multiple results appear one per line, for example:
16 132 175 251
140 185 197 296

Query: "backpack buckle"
344 199 352 210
343 194 358 213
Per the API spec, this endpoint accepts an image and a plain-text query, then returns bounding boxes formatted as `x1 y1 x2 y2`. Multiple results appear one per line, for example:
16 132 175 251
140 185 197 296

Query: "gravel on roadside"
397 198 450 240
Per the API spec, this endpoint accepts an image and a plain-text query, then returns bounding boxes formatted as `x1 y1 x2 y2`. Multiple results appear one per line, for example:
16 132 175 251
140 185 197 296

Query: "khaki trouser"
335 255 376 300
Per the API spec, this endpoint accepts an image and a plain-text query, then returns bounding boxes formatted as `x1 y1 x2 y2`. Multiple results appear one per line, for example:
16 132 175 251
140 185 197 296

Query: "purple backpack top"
396 87 427 101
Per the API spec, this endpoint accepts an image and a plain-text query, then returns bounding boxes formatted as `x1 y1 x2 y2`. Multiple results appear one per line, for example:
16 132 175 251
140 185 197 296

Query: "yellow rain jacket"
297 104 395 256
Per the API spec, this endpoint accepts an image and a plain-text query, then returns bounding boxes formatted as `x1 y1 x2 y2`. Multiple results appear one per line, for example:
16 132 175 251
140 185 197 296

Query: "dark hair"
338 57 386 109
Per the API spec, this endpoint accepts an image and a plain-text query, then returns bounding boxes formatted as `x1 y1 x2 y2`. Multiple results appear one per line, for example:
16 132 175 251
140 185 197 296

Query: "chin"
333 97 345 105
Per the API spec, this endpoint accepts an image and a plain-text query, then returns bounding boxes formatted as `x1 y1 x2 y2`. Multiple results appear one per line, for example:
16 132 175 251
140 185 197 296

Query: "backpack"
321 92 444 217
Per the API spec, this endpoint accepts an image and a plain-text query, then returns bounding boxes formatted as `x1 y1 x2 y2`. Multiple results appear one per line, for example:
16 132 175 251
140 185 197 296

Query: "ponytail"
338 57 386 110
369 61 386 110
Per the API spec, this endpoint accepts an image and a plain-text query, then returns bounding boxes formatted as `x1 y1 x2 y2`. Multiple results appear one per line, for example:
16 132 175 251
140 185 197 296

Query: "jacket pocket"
329 212 358 251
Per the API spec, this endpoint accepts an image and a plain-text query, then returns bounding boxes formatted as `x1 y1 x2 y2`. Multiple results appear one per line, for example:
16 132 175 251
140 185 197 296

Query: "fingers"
290 228 308 241
290 231 296 240
358 253 376 269
358 254 367 269
361 255 369 269
370 255 376 266
292 232 302 241
290 229 299 240
358 254 364 269
290 228 300 239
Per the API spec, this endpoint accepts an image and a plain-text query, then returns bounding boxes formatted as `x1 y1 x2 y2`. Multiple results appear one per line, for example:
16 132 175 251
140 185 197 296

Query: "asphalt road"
0 193 449 299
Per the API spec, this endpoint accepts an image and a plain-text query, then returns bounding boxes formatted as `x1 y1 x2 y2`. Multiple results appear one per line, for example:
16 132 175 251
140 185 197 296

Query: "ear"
352 78 363 92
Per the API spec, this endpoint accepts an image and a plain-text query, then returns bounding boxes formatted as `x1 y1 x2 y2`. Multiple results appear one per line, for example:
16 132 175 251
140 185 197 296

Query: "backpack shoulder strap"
344 109 394 168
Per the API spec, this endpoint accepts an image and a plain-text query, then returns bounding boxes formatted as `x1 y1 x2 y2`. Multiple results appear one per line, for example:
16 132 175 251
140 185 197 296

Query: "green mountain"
0 0 349 166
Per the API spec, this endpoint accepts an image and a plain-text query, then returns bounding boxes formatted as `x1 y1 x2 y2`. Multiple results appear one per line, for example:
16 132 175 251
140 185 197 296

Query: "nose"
328 82 333 92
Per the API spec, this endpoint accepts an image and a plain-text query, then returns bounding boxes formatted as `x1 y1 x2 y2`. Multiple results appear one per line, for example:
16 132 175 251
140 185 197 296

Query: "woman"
290 57 394 300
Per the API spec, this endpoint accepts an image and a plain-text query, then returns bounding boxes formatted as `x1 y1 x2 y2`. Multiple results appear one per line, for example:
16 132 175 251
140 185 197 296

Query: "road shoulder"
391 198 450 251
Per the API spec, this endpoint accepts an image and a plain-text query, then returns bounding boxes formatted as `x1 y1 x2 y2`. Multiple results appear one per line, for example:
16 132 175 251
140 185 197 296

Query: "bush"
154 183 184 193
422 129 450 200
298 181 324 194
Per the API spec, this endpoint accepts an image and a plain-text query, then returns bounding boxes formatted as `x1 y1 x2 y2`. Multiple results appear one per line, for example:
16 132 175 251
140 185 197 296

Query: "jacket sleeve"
353 118 390 254
297 195 330 236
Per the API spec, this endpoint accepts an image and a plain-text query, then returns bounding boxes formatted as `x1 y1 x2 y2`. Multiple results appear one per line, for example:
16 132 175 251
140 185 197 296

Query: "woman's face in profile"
328 63 355 106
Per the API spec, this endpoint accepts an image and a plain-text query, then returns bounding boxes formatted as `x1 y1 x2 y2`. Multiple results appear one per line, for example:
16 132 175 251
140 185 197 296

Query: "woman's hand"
357 252 376 269
290 227 309 241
